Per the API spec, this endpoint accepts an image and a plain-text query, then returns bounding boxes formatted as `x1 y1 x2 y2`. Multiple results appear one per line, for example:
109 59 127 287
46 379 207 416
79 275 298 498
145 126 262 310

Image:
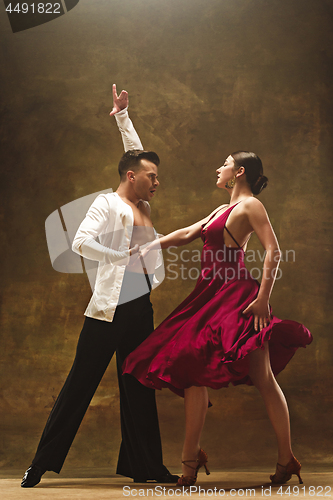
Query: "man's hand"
110 84 129 116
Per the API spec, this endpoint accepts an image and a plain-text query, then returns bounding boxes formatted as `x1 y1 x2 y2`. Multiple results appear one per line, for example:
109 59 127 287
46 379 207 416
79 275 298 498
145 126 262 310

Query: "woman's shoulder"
241 197 270 225
242 196 265 212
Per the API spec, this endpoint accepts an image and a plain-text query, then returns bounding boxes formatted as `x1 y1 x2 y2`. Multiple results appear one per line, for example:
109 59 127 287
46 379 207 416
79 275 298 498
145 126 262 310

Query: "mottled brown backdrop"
0 0 332 473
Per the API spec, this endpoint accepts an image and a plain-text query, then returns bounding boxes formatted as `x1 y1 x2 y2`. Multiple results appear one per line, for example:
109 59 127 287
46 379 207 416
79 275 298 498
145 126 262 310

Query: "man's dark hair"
118 150 160 180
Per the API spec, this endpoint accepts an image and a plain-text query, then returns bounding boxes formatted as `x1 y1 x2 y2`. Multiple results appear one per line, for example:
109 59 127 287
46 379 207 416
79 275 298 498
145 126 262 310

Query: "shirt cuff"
114 107 129 119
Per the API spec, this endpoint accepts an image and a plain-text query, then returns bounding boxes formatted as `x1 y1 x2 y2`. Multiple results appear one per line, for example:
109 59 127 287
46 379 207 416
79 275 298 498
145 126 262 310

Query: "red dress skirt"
123 204 313 397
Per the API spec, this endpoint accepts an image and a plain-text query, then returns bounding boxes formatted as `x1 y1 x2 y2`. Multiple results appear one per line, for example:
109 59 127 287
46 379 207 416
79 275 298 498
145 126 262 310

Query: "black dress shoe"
21 465 45 488
134 471 180 483
155 472 180 483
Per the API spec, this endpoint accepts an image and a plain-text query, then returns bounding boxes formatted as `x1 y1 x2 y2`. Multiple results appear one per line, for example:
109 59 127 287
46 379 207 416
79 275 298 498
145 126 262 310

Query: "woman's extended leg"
181 386 209 478
249 341 294 479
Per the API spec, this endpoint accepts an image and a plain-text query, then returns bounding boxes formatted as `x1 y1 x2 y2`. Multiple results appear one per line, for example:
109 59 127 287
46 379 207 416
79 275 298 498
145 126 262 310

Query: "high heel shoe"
177 449 210 486
270 455 303 484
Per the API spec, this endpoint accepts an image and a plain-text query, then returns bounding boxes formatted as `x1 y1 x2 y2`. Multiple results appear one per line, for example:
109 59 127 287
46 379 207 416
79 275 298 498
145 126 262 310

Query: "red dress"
123 204 312 397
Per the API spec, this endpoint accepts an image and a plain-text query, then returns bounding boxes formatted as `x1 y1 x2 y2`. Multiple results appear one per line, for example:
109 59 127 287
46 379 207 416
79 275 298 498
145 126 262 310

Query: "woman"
123 151 312 486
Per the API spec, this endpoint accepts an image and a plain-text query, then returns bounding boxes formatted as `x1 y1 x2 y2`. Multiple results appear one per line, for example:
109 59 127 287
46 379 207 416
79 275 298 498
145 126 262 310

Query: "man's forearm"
114 107 143 152
71 194 130 266
72 236 130 265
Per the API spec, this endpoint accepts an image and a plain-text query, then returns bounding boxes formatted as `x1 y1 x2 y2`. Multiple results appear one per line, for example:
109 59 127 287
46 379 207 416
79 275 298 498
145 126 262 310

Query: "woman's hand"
127 244 142 268
129 244 140 257
242 297 271 331
139 245 153 261
128 243 154 264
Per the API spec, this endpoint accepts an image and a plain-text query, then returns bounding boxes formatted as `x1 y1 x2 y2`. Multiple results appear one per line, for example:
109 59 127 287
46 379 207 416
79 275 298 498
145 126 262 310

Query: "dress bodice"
201 204 246 272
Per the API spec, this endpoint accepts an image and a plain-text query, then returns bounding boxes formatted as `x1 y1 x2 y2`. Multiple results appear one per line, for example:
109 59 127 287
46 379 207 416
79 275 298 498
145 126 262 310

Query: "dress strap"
224 226 242 249
224 226 251 250
207 205 228 223
201 205 227 232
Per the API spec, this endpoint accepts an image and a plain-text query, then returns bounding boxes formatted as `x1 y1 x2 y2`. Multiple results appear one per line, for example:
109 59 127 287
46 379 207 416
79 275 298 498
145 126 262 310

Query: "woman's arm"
142 206 223 253
242 198 282 331
136 209 221 273
139 222 203 257
158 220 206 248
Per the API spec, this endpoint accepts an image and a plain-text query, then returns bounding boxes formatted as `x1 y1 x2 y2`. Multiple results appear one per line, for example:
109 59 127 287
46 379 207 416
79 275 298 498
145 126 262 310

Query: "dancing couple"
22 85 312 488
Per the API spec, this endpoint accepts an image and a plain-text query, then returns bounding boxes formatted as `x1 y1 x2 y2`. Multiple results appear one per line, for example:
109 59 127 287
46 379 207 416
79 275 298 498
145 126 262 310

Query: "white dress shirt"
72 108 164 322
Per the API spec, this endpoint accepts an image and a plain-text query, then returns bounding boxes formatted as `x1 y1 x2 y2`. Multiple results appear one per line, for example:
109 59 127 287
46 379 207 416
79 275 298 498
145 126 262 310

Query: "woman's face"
216 155 236 189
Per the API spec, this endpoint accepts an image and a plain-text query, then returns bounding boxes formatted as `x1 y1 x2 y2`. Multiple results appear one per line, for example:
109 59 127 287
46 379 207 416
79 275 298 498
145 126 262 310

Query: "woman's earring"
225 176 236 189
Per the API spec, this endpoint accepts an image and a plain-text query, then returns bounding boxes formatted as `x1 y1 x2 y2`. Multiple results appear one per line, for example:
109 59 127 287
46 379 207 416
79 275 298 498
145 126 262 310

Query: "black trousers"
31 291 168 480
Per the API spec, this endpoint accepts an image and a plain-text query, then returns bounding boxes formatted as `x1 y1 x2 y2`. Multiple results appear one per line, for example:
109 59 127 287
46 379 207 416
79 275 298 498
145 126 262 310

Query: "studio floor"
1 470 332 500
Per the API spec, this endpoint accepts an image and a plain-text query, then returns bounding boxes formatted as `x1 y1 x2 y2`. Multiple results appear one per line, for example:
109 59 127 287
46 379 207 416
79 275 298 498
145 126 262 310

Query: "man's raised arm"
110 84 143 152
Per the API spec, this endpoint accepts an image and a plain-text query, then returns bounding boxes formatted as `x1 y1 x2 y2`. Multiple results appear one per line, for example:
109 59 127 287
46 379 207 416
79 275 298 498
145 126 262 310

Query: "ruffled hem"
124 315 312 399
123 266 312 399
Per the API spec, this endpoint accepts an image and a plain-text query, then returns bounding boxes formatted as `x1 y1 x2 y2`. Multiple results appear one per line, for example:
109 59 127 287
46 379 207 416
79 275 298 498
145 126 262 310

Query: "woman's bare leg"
181 386 209 478
249 342 293 478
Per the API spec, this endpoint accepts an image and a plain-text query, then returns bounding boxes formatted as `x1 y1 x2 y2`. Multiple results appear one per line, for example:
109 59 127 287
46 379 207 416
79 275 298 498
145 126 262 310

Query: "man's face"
132 159 159 201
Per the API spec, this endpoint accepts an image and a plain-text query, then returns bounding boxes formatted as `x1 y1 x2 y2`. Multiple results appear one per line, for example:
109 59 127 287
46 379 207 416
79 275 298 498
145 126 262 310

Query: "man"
21 85 178 487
